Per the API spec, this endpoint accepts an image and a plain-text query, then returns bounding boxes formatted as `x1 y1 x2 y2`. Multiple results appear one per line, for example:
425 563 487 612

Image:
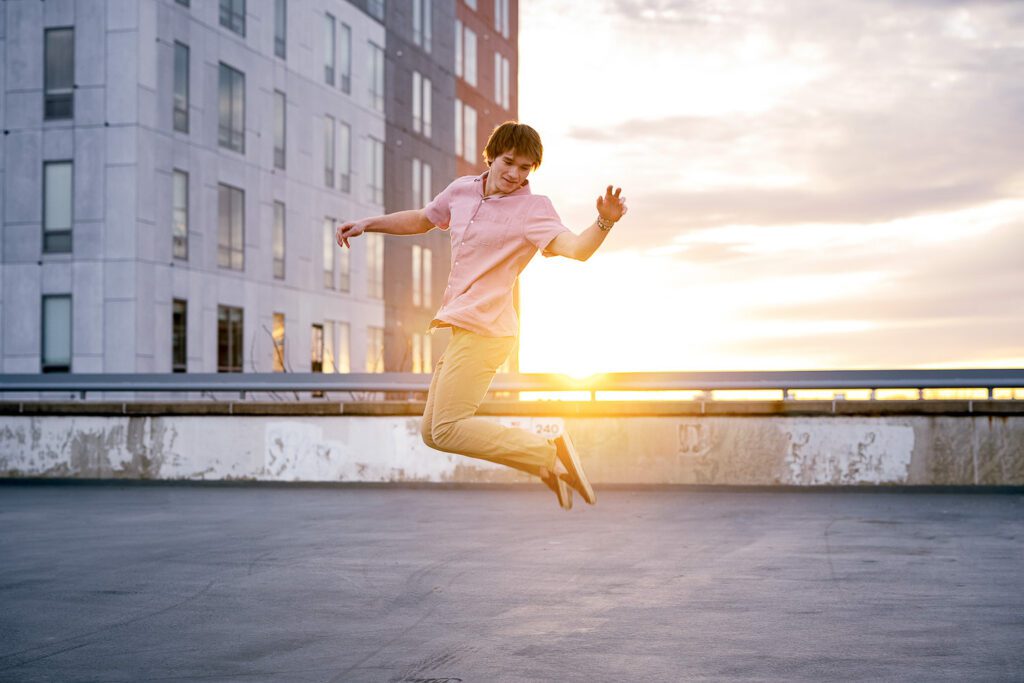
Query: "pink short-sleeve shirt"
422 170 571 338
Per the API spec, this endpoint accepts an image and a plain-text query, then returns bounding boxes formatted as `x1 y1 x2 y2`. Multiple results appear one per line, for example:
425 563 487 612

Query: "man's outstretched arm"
335 209 435 248
545 186 628 261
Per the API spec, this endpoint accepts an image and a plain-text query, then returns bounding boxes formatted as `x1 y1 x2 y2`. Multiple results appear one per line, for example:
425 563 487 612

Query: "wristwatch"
597 216 614 231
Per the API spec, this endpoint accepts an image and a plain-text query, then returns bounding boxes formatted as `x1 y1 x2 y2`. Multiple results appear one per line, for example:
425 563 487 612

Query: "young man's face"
488 149 536 193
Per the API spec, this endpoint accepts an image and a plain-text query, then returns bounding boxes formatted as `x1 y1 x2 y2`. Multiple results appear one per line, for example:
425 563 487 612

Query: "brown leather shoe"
554 432 596 505
540 466 572 510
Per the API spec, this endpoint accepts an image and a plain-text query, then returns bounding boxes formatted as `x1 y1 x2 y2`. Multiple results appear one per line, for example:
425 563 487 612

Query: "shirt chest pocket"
464 215 512 249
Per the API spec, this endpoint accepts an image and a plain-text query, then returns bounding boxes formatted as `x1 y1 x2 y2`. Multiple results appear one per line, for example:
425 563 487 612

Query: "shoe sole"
543 468 573 510
556 433 596 505
555 475 572 510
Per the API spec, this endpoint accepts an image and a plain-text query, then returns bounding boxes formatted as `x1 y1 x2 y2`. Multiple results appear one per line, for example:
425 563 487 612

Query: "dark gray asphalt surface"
0 484 1022 682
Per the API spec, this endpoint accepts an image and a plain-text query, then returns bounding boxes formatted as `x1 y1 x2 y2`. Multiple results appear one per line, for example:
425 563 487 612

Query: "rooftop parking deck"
1 483 1021 681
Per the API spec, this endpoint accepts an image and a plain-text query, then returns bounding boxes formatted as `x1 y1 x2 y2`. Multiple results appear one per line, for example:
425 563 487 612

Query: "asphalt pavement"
0 483 1022 682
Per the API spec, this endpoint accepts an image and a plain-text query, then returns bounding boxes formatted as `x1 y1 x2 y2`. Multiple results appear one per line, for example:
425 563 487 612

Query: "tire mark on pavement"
0 579 217 671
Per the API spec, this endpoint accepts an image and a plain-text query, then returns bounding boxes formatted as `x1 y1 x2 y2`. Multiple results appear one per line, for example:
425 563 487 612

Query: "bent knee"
420 418 436 449
429 420 458 450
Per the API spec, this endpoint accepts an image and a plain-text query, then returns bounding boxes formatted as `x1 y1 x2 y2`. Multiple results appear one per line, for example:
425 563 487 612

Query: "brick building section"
384 0 520 375
381 0 457 375
455 0 521 372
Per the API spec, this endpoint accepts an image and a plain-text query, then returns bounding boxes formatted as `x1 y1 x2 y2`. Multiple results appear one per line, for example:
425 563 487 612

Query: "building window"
324 321 348 373
176 0 190 6
173 42 189 133
455 21 463 79
273 201 285 279
217 305 243 372
219 0 246 37
455 22 477 86
412 72 432 138
273 312 285 372
413 0 432 53
368 136 384 204
337 321 354 370
44 28 74 120
366 326 384 373
339 242 350 292
324 115 335 187
494 0 510 39
274 0 287 59
366 232 384 299
367 0 384 21
323 217 335 288
369 42 384 113
463 26 477 86
338 122 351 193
494 53 510 110
43 161 72 253
311 324 324 372
339 23 352 93
172 170 188 260
273 90 286 169
217 183 244 270
412 157 432 208
412 333 432 373
412 245 432 308
324 13 335 85
172 299 187 373
465 0 477 9
455 99 463 159
455 101 477 163
218 63 245 153
41 295 72 373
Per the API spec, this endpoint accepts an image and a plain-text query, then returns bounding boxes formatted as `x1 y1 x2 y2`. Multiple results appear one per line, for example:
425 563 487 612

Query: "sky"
513 0 1024 376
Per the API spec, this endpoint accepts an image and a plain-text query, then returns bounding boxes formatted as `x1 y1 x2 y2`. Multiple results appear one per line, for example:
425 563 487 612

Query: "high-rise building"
0 0 518 389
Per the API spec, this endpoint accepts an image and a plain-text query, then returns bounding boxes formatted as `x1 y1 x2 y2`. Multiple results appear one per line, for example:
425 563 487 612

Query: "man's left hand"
597 186 628 223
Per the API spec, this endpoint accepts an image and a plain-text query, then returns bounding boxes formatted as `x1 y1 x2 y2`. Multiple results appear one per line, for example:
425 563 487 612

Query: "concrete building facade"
1 0 388 382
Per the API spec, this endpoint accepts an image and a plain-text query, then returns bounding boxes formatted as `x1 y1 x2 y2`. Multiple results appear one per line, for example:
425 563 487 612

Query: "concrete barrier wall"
1 401 1022 485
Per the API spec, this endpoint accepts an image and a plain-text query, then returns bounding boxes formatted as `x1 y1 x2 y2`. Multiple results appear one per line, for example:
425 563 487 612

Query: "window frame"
43 160 73 253
172 169 189 260
44 27 74 120
217 62 246 154
173 41 190 133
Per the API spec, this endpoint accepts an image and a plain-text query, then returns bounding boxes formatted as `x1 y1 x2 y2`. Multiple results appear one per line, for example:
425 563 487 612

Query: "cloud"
558 0 1024 248
520 1 1024 370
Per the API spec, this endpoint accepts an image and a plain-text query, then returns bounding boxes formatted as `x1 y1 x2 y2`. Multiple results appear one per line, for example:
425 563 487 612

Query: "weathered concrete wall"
1 404 1021 485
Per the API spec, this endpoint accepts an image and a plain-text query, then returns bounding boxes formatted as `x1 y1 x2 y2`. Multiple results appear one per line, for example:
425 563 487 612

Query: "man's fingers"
614 187 622 198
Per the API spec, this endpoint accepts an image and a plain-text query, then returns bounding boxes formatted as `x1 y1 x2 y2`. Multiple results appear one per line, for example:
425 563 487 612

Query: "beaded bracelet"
597 216 615 231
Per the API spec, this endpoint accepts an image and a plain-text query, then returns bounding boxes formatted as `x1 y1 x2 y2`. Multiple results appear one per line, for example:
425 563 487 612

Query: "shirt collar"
476 170 532 198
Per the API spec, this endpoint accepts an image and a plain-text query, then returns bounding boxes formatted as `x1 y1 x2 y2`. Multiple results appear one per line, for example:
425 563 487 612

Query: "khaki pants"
421 327 557 477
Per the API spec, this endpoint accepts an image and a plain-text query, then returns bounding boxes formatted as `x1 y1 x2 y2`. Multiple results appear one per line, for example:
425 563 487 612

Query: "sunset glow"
514 1 1023 376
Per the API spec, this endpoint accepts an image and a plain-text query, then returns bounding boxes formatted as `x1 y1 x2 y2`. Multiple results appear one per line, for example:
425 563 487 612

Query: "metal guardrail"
1 370 1022 400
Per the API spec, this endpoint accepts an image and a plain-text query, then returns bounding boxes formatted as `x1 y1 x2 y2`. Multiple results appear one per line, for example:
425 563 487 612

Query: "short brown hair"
483 121 543 169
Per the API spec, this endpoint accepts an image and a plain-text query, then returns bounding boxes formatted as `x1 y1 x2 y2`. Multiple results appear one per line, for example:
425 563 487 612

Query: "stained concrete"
0 484 1022 682
1 405 1023 485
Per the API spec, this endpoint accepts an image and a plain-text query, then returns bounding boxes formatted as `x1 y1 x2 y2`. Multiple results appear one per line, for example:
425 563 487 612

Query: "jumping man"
335 122 628 510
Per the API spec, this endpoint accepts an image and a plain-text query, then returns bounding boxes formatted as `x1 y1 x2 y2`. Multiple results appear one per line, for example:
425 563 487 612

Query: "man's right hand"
336 220 365 249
